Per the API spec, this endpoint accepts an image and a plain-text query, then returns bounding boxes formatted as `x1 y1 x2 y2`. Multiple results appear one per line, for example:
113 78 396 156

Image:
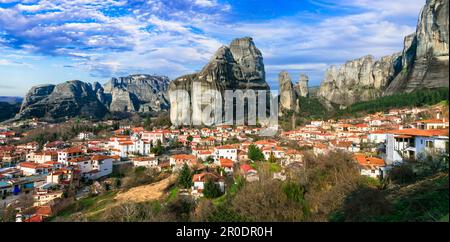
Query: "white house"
213 145 237 164
368 130 388 144
191 172 225 197
131 156 159 170
68 156 114 180
385 129 449 165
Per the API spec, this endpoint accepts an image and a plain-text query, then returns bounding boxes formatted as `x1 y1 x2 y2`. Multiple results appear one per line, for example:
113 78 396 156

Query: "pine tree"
248 144 264 161
178 163 193 189
203 179 223 199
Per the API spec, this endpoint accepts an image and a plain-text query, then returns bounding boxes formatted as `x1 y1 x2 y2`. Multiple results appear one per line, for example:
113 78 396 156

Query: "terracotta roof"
417 119 447 124
389 129 449 137
34 206 53 217
354 154 385 167
219 158 233 168
171 154 196 160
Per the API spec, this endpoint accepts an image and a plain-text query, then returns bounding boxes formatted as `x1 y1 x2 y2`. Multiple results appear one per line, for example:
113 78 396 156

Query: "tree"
247 144 264 161
178 163 193 189
187 135 194 143
267 152 277 163
205 156 214 163
151 139 164 156
203 179 223 199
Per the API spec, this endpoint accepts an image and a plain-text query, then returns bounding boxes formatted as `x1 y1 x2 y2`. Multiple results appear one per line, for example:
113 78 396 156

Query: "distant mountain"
0 96 23 104
15 74 170 121
318 0 449 107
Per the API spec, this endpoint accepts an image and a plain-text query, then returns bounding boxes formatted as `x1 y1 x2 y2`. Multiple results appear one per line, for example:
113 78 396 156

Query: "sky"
0 0 425 97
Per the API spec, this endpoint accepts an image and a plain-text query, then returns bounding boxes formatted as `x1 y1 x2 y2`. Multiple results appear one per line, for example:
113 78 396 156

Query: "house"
219 158 234 174
313 143 328 155
213 145 238 163
83 156 114 180
192 148 213 161
44 141 66 151
67 156 114 180
368 130 388 144
240 164 259 182
385 129 449 165
58 147 83 164
33 188 64 206
415 119 449 130
191 172 225 197
170 154 197 170
46 167 81 187
354 154 386 179
262 146 285 160
283 149 303 166
141 130 166 144
28 151 58 164
109 134 152 158
18 162 51 176
131 156 159 170
78 132 94 140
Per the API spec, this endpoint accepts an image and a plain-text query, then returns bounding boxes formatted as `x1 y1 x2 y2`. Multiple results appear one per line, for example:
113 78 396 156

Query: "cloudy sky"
0 0 425 96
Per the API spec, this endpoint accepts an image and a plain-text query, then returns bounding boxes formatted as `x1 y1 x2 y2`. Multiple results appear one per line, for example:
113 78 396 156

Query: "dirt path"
114 174 177 203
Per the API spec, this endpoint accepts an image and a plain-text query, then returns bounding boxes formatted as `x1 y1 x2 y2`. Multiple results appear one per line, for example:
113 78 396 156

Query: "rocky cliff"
318 54 402 106
169 37 270 125
384 0 449 95
279 71 299 114
295 74 309 98
318 0 449 106
17 81 108 119
16 74 170 120
101 74 170 113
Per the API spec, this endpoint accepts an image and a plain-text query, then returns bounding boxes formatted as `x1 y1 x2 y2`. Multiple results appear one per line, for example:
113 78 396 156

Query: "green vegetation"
52 191 118 221
337 87 449 117
151 139 164 155
177 163 193 189
247 144 264 161
279 88 449 131
203 179 223 199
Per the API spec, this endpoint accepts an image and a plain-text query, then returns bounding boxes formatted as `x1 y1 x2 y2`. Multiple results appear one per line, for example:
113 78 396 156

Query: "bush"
203 179 223 199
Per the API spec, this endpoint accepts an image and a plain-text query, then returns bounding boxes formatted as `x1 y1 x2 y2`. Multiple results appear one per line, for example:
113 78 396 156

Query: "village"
0 103 449 222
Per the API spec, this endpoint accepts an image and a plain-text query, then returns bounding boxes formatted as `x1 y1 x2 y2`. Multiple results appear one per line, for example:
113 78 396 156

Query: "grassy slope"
382 173 449 222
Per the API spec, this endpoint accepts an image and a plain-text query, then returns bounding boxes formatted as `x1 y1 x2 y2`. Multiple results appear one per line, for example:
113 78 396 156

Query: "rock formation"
318 54 402 106
279 71 298 114
318 0 449 106
169 37 270 126
295 74 309 97
384 0 449 95
17 81 108 119
102 74 170 112
16 74 170 120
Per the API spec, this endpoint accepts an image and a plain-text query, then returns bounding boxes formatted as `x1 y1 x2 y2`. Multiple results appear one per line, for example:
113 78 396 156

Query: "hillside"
331 173 449 222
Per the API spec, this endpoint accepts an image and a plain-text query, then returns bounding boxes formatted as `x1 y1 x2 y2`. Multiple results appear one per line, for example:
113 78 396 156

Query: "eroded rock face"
319 0 449 105
17 81 108 119
279 71 297 113
318 54 402 106
16 74 170 120
102 74 170 112
295 74 309 98
169 37 270 125
384 0 449 95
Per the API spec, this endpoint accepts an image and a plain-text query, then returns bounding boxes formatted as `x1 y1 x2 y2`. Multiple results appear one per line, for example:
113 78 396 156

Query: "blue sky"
0 0 425 96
